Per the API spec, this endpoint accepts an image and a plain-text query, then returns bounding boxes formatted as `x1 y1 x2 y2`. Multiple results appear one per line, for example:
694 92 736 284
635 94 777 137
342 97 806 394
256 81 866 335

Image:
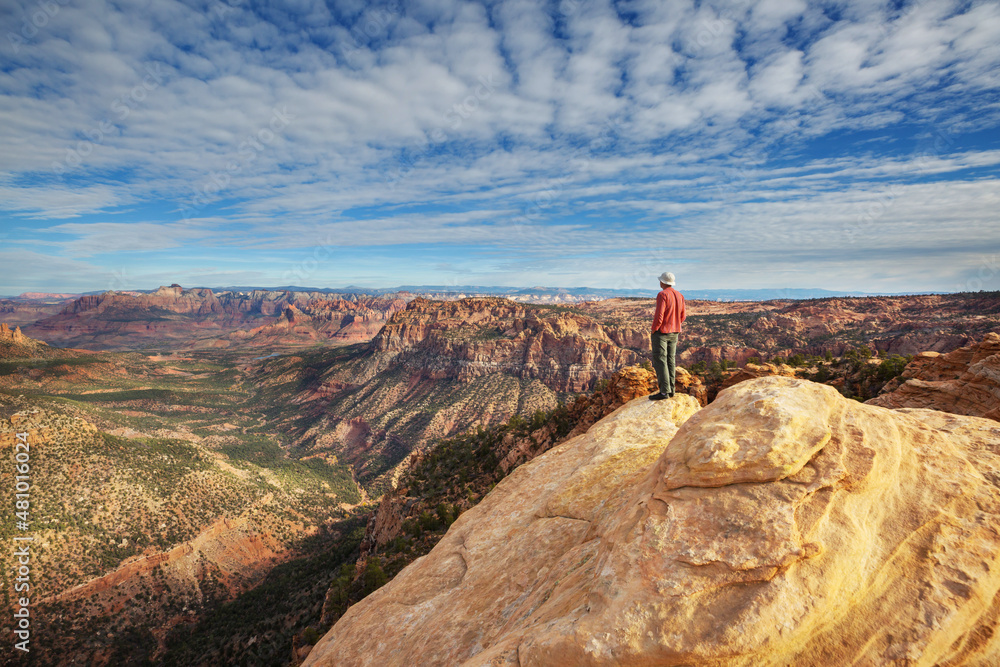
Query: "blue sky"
2 0 1000 296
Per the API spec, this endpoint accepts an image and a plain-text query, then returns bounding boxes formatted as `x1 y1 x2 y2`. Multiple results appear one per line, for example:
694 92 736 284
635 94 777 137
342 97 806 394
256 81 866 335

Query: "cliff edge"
304 376 1000 666
867 331 1000 422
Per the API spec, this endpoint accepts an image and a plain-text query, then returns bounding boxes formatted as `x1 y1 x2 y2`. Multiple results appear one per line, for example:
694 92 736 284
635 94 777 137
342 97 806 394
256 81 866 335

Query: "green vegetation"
403 401 575 502
0 345 373 665
833 348 913 400
0 355 107 374
160 520 366 667
222 436 361 504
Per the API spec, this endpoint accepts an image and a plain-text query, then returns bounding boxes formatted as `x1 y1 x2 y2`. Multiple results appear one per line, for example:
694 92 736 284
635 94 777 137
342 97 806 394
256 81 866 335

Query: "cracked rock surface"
304 376 1000 667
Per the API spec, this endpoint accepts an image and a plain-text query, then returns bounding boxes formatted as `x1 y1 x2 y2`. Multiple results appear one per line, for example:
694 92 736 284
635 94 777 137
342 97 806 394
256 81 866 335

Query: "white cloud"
0 0 999 293
750 50 805 107
0 182 127 218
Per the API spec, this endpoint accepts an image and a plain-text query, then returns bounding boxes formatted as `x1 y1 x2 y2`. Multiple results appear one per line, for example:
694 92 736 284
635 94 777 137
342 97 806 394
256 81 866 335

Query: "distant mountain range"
4 285 943 302
3 285 942 306
139 285 930 302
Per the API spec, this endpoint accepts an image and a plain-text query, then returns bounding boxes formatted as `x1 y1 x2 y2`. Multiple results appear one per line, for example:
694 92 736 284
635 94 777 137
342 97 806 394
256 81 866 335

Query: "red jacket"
651 287 686 333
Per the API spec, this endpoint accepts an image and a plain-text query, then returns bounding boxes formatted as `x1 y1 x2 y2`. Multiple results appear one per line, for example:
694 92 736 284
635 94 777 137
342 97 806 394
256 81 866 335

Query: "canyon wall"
24 285 408 351
868 332 1000 421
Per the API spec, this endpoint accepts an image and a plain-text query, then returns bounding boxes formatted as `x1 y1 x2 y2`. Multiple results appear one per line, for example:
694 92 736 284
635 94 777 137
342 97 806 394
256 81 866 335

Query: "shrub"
874 355 911 382
362 557 388 595
417 510 440 532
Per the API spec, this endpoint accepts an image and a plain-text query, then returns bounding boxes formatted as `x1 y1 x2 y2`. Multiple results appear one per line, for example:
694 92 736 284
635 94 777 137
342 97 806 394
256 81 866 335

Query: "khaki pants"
651 331 678 396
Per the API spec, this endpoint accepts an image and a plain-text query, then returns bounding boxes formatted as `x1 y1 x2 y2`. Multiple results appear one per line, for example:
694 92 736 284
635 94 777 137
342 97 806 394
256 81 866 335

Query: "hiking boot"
649 392 669 401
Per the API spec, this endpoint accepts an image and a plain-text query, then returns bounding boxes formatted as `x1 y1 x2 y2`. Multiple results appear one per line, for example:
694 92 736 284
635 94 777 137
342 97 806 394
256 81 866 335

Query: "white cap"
659 271 675 286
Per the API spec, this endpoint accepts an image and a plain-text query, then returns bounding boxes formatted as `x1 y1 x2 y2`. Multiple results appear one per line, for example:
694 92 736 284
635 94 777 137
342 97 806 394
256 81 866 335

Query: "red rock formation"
0 322 27 344
368 298 644 393
577 293 1000 365
867 332 1000 421
25 287 408 350
0 321 53 358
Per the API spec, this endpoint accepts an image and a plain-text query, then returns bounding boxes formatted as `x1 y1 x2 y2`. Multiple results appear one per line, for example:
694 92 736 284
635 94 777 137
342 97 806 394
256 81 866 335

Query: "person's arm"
679 293 686 325
651 291 666 332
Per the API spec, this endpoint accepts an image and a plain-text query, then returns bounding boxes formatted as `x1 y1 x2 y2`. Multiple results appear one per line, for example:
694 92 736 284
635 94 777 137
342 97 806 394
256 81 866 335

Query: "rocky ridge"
578 292 1000 365
868 332 1000 422
304 376 1000 666
0 321 61 359
42 512 286 658
368 297 643 392
24 285 408 351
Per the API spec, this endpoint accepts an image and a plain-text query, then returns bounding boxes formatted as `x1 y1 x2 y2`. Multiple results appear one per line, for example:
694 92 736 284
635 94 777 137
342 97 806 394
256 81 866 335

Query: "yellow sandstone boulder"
304 376 1000 667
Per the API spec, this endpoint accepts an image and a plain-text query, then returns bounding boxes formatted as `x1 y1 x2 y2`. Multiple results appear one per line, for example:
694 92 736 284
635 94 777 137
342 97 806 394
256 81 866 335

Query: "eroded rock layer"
24 286 408 350
867 331 1000 422
304 376 1000 667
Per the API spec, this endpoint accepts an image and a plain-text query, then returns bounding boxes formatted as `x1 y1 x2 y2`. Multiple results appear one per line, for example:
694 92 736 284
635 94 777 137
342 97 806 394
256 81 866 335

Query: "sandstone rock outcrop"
868 332 1000 421
304 376 1000 667
1 322 27 343
717 361 797 392
0 321 54 358
700 360 802 402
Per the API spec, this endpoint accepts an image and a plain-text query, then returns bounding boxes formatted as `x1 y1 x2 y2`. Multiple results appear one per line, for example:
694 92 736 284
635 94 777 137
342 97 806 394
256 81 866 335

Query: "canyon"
2 290 999 665
13 287 999 364
0 345 362 665
258 297 655 495
21 285 408 351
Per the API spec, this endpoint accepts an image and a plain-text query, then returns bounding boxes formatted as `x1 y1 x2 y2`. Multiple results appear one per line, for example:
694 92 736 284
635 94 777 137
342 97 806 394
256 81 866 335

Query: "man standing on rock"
650 271 686 400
